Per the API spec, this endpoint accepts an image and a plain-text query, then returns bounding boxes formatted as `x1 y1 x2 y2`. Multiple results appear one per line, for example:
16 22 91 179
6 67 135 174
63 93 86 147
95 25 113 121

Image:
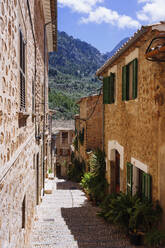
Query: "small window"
103 73 115 104
32 79 35 113
33 154 35 170
122 58 138 101
20 30 26 111
22 195 26 229
127 162 152 200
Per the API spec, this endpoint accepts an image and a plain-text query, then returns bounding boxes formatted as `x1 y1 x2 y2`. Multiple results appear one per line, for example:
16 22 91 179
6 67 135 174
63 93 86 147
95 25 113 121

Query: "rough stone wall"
0 0 50 247
86 95 103 151
75 95 103 169
101 29 165 205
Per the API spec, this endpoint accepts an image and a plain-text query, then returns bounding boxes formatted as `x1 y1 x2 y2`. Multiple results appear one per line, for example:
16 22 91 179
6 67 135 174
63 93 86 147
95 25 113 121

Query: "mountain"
103 37 129 60
49 31 106 77
48 31 128 119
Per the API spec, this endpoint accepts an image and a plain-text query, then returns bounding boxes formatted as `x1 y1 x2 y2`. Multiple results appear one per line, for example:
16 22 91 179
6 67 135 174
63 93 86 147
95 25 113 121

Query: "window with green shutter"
122 66 126 101
122 58 138 101
132 58 138 99
103 77 110 104
127 162 133 195
142 172 152 201
103 73 115 104
109 73 115 104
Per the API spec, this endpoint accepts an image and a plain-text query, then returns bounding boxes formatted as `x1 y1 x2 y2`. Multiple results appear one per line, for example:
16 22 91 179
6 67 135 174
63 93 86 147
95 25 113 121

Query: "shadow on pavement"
61 206 131 248
56 180 80 190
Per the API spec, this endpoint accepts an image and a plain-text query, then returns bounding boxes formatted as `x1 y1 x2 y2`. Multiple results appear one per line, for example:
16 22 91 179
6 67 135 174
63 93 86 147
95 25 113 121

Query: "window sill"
124 98 138 103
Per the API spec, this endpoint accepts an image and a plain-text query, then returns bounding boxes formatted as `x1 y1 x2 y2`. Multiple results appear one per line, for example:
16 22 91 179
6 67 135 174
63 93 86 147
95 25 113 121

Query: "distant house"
96 22 165 226
74 94 103 170
53 128 74 177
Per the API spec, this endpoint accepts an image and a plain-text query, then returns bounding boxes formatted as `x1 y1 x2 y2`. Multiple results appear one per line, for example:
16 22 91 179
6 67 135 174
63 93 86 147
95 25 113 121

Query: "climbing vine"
79 128 84 145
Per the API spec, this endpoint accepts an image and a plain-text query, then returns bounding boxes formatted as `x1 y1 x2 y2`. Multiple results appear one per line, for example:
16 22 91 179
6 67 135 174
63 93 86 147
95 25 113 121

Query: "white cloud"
58 0 103 13
58 0 141 29
137 0 165 22
118 16 140 28
138 0 150 3
81 7 140 29
81 7 119 24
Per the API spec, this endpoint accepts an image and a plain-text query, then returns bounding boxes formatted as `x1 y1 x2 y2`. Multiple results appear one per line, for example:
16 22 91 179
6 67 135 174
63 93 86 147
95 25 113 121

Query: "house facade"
0 0 57 247
96 23 165 226
74 94 103 169
53 128 74 177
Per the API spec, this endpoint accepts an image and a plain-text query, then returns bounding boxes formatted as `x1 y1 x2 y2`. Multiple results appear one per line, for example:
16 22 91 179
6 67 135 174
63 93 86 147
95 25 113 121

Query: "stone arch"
108 140 124 170
107 140 124 193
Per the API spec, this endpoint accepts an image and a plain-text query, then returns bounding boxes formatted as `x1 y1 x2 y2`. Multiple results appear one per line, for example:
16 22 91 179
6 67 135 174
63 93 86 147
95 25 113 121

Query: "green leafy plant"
67 158 85 182
71 151 75 163
144 229 165 247
80 149 108 204
79 128 84 145
129 200 162 234
98 193 163 237
80 172 93 194
73 136 78 151
48 168 52 174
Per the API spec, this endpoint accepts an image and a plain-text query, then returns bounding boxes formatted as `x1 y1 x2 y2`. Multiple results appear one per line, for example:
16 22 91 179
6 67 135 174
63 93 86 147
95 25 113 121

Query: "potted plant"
128 200 162 246
48 168 54 179
144 229 165 247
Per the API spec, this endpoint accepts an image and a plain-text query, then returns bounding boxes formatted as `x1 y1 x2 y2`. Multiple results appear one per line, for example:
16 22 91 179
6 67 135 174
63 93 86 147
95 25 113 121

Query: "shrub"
98 193 163 235
80 149 108 204
129 199 162 233
67 158 85 182
79 128 84 145
48 168 52 174
73 136 78 151
144 229 165 247
80 172 93 194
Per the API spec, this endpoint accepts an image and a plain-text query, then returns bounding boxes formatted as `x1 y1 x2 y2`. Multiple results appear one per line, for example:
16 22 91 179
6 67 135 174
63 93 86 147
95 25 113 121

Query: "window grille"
20 30 26 111
32 79 35 113
22 195 26 229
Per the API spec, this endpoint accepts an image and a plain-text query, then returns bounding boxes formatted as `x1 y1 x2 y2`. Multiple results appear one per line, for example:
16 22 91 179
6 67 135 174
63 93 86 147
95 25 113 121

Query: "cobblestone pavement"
30 178 136 248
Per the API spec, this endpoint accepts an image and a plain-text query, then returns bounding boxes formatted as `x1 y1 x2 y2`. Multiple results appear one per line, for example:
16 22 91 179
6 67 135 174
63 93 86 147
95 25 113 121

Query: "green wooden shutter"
127 162 133 195
146 174 152 201
142 172 152 200
132 58 138 99
103 77 110 104
122 66 129 101
109 73 115 104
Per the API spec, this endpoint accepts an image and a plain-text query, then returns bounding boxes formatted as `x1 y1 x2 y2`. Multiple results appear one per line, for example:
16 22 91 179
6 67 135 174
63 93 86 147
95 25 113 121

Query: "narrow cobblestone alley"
30 178 135 248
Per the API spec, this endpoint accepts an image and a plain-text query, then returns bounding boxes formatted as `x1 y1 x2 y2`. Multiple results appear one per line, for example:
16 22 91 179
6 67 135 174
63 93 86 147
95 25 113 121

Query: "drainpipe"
97 77 104 152
102 98 104 152
43 24 47 195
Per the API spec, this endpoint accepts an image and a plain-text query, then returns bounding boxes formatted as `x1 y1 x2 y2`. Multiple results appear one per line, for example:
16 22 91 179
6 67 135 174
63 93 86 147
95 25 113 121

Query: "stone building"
0 0 57 247
53 128 74 178
96 23 165 226
74 94 103 169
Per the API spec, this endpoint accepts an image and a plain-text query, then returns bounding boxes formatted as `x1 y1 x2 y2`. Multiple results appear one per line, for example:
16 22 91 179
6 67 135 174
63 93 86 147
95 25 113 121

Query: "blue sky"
58 0 165 53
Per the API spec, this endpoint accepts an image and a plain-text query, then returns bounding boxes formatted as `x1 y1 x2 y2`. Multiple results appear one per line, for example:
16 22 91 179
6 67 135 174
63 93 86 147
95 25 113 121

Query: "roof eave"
42 0 57 52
